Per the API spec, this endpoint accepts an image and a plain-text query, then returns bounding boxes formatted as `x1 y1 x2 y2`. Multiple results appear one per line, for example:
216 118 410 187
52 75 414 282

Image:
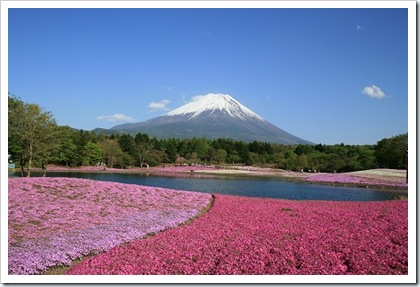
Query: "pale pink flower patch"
306 173 408 188
8 177 211 274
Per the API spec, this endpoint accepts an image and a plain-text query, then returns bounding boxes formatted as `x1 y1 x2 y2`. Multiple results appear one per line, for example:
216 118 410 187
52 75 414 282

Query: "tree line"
8 95 408 176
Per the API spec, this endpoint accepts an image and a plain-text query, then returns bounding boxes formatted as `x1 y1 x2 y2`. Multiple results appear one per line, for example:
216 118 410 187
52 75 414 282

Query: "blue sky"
7 6 410 145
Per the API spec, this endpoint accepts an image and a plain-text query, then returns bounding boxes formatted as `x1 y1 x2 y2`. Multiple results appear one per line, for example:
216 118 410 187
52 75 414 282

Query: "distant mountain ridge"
109 93 313 145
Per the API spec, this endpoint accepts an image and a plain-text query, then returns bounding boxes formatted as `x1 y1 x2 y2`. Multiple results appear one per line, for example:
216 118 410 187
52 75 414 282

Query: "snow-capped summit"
166 93 265 121
110 93 313 145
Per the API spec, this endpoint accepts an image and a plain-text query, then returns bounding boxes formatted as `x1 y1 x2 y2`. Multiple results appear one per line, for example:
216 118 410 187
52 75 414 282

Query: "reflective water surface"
9 171 406 201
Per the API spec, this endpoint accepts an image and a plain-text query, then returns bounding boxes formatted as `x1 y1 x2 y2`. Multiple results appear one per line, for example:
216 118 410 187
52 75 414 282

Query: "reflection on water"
9 171 406 202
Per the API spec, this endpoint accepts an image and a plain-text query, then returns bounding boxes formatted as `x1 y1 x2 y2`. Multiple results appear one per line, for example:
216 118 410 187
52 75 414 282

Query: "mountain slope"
110 93 313 145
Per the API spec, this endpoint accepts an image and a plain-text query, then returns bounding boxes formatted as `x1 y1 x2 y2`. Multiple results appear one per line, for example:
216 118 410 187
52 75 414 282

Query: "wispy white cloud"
181 93 187 103
148 99 171 112
96 113 136 122
191 95 204 102
361 85 386 99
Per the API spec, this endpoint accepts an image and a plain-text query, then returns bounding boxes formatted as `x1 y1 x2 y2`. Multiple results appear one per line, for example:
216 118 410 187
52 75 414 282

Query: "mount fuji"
110 93 313 145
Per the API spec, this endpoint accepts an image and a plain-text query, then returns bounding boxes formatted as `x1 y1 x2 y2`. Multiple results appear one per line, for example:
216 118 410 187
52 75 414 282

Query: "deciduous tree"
134 133 154 167
8 95 57 176
375 133 408 169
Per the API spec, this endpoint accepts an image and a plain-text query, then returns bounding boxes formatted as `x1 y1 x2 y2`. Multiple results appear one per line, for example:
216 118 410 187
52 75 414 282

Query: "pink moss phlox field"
67 194 408 275
306 173 408 188
44 165 124 172
46 165 217 173
150 165 216 173
8 177 211 274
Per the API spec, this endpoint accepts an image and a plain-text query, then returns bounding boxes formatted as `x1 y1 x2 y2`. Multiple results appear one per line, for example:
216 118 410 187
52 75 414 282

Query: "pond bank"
20 165 408 191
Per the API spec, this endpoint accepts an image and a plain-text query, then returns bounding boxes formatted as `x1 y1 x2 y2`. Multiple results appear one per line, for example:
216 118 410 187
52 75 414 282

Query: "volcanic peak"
165 93 265 121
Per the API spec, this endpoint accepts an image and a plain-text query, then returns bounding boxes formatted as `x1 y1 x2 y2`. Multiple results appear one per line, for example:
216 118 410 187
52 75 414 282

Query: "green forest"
8 95 408 176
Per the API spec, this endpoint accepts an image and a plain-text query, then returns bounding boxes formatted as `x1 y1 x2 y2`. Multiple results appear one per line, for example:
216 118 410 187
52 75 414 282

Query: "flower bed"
8 177 212 275
67 194 408 275
305 173 408 188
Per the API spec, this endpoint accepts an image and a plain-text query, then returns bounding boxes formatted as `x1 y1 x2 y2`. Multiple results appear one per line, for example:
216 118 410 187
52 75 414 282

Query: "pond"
9 171 406 202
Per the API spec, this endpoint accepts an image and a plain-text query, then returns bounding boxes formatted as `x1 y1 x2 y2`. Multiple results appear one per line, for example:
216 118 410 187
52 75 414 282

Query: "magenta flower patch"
67 194 408 275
